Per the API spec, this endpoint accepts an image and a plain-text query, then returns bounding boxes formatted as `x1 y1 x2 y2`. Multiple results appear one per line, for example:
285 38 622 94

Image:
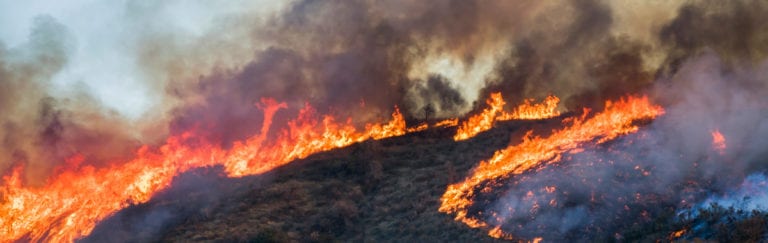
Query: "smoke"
162 0 685 144
406 75 467 119
476 0 664 112
0 1 287 182
685 173 768 216
81 166 253 242
2 0 768 240
166 0 554 145
0 0 718 179
446 2 768 238
0 16 153 184
483 46 768 241
658 0 768 75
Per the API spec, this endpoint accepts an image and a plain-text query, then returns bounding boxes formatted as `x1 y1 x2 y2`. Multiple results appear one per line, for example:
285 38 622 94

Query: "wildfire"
498 95 561 121
434 118 459 128
439 95 664 239
0 98 408 242
670 229 687 239
453 93 506 141
488 226 515 240
453 93 561 141
711 129 726 154
406 123 429 133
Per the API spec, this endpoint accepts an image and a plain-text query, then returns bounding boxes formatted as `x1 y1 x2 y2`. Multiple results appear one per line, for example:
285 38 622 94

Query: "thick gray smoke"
466 2 768 240
164 0 673 145
484 52 768 241
0 0 721 179
167 0 549 144
0 16 154 184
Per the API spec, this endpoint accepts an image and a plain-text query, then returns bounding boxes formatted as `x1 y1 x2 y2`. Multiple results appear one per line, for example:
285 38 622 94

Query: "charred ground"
81 117 556 242
82 113 768 242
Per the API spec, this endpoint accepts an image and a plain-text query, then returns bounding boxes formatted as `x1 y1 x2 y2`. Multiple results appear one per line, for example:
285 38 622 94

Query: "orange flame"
454 93 561 141
454 93 506 141
488 226 515 240
498 95 561 121
670 229 686 239
439 95 664 239
0 99 407 242
434 118 459 128
406 123 429 133
711 129 726 154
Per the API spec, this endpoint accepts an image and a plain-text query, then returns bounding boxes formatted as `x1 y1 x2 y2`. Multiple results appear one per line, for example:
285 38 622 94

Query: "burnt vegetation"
83 118 552 242
79 114 768 242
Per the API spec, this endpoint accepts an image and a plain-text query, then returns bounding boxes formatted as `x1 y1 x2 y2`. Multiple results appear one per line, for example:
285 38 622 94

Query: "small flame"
440 95 664 239
454 93 561 141
671 229 686 239
406 123 429 133
498 95 561 121
434 118 459 128
711 129 726 154
488 226 515 240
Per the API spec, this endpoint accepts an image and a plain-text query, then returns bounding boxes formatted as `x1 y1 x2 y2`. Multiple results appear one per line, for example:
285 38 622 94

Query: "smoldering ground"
479 53 768 240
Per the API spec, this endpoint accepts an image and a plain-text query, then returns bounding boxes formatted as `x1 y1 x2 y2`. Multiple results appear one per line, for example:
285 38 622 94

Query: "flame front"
439 95 664 238
0 99 407 242
498 95 561 121
454 93 561 141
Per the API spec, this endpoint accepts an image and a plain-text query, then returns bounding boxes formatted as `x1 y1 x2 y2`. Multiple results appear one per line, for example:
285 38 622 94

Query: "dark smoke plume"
167 0 545 145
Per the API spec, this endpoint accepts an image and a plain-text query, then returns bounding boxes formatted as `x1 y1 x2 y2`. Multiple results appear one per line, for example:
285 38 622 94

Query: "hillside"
79 110 768 242
79 117 562 242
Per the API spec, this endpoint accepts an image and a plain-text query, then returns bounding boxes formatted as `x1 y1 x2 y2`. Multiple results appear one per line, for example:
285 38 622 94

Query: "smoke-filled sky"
2 0 767 183
486 53 768 240
0 0 287 118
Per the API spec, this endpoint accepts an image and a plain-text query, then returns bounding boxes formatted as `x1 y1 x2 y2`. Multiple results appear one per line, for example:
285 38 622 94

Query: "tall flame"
439 95 664 239
498 95 560 121
454 93 561 141
0 98 407 242
454 93 506 141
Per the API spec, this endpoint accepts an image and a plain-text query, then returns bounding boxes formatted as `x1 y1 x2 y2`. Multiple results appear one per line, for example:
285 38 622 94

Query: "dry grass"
154 119 552 242
81 115 768 242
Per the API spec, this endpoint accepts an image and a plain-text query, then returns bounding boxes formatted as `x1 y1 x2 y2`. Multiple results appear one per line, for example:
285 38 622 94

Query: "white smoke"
0 0 288 119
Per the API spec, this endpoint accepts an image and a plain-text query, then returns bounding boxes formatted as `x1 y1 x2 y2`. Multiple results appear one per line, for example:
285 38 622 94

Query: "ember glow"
440 95 664 239
711 129 726 154
406 123 429 133
454 93 561 141
0 99 408 242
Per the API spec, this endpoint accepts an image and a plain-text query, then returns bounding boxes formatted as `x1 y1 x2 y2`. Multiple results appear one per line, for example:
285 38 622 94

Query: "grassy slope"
82 113 768 242
157 118 561 242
